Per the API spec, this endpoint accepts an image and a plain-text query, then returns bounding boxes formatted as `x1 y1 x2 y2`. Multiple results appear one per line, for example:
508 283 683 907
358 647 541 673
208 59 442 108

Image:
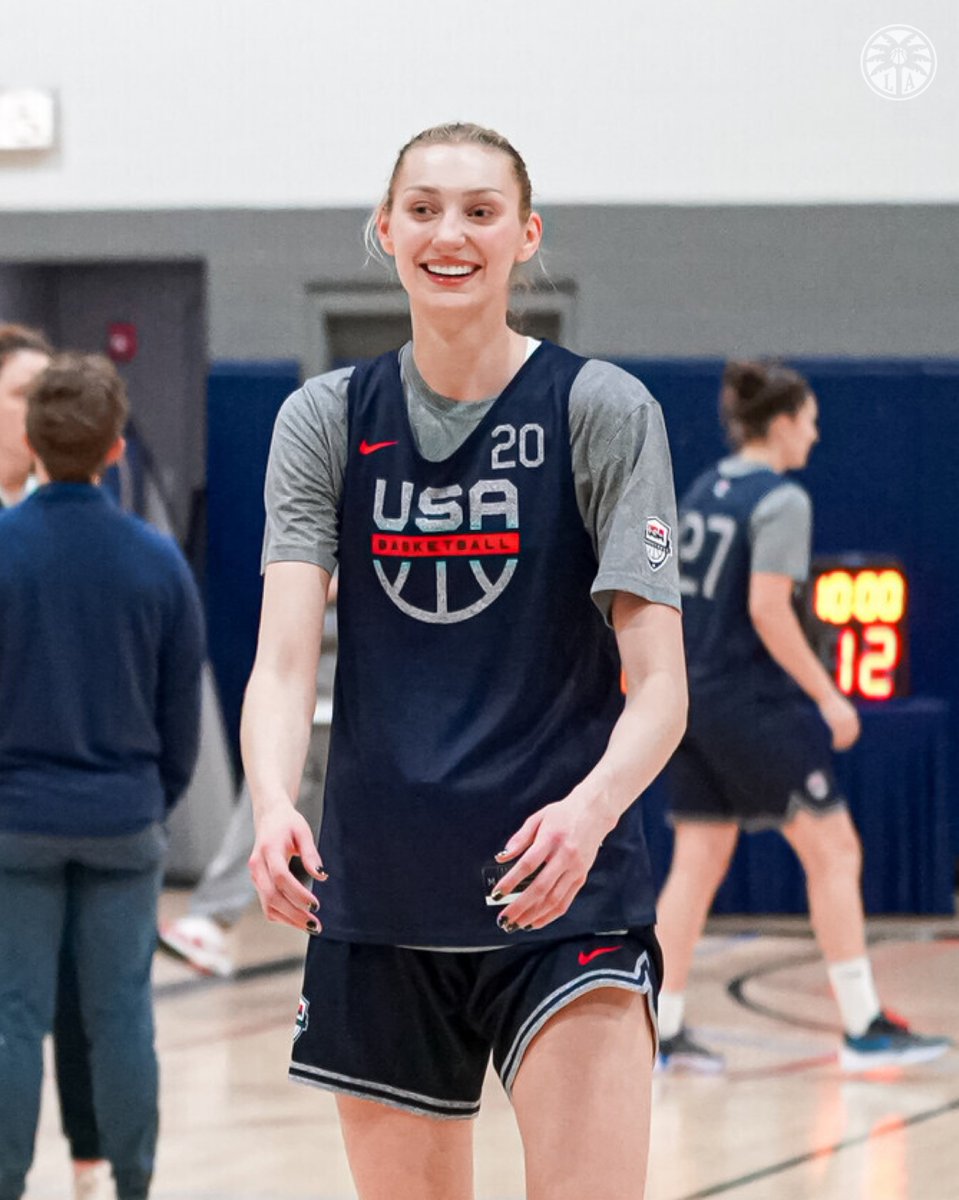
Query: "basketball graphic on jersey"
370 476 520 624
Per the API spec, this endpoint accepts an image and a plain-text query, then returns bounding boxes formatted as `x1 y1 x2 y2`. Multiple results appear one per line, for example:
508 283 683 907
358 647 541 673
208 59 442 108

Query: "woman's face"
0 349 49 473
779 393 820 469
376 142 541 318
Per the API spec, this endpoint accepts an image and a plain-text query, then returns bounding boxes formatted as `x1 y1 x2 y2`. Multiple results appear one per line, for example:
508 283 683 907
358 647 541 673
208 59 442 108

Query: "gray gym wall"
1 204 956 374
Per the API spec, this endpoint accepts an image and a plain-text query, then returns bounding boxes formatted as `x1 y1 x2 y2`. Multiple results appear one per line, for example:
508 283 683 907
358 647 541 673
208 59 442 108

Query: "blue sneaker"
657 1027 725 1073
841 1011 952 1071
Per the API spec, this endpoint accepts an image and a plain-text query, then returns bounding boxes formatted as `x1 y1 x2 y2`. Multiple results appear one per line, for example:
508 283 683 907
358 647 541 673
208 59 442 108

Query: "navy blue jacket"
0 483 205 836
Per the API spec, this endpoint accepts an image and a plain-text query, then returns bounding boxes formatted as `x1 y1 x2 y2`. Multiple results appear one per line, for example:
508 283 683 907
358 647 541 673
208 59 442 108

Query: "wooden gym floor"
23 894 959 1199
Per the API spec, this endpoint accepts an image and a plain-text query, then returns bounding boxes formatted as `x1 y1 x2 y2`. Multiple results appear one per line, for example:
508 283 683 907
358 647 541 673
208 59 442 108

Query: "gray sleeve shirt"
749 482 812 581
262 345 682 618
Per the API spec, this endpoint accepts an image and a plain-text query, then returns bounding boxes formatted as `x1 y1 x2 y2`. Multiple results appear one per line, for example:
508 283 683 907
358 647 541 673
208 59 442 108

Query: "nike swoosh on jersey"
359 439 399 455
578 945 624 966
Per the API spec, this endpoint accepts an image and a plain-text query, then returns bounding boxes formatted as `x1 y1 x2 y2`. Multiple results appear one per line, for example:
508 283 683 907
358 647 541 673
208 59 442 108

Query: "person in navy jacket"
0 353 204 1200
243 123 687 1200
0 321 115 1200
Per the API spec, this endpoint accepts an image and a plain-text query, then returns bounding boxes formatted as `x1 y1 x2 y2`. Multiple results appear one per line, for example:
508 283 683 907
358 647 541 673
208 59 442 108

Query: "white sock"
657 990 686 1041
828 957 881 1037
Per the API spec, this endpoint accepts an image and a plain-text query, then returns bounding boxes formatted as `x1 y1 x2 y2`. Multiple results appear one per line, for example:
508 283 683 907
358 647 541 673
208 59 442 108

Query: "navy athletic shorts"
666 695 846 830
289 927 661 1119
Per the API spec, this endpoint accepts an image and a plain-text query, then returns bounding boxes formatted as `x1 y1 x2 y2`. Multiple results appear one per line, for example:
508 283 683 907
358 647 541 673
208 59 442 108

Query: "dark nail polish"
490 890 503 903
306 917 319 933
309 900 320 913
523 925 534 931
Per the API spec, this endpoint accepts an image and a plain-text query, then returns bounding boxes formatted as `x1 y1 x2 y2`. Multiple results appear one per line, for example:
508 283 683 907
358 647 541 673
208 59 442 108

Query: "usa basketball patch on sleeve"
644 517 673 572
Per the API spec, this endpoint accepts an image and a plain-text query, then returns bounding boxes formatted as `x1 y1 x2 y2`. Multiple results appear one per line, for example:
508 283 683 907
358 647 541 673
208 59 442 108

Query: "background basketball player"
655 359 951 1072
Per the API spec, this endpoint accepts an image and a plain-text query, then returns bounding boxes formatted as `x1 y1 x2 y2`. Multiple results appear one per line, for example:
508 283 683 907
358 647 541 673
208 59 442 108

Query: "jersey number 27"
678 511 736 598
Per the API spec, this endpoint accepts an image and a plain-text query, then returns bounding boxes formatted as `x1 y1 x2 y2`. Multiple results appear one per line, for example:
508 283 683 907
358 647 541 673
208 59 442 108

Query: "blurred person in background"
656 359 952 1073
0 354 204 1200
0 324 112 1200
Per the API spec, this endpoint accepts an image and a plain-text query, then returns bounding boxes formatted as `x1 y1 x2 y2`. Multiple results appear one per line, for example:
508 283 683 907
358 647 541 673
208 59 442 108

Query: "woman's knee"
789 812 862 879
336 1095 474 1200
670 823 738 887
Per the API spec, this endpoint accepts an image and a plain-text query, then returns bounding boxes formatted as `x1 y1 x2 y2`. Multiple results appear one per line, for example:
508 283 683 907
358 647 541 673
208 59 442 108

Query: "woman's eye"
470 207 494 219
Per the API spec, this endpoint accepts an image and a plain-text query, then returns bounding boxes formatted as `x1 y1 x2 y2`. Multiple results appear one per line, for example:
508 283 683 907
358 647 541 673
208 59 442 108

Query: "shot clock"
800 556 908 702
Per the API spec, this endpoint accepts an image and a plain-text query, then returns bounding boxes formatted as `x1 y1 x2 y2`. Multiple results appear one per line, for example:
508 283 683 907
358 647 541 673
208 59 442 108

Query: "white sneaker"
158 914 234 977
74 1161 113 1200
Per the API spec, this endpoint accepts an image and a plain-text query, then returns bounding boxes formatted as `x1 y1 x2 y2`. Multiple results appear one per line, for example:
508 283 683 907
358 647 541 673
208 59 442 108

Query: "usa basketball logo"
644 516 673 572
293 995 310 1043
370 476 521 624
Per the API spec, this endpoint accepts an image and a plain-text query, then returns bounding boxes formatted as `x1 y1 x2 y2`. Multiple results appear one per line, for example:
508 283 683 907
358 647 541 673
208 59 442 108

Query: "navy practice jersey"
319 342 656 946
678 463 806 703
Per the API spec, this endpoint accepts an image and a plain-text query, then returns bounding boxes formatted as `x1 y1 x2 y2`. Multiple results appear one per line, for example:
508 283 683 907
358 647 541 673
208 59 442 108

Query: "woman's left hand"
490 790 615 932
492 596 687 934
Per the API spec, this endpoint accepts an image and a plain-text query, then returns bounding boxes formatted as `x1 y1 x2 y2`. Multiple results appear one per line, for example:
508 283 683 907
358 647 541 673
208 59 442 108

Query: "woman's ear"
376 207 395 258
516 211 543 264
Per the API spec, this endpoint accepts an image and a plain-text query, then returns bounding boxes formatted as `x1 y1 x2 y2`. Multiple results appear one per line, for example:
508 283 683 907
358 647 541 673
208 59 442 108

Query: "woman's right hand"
818 691 861 751
247 805 327 933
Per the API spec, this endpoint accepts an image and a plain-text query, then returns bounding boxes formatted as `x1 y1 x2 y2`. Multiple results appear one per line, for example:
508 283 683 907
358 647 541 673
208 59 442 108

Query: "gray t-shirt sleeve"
569 360 682 622
261 367 352 574
749 482 812 581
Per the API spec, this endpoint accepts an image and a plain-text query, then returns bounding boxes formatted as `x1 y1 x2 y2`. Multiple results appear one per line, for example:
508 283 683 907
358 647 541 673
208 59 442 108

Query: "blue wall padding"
618 357 959 865
206 361 300 776
643 699 952 914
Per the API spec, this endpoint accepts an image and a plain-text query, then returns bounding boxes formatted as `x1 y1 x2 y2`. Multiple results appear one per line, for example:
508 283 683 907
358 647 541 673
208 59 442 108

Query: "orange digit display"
837 628 857 695
814 568 906 626
805 559 908 702
858 625 900 700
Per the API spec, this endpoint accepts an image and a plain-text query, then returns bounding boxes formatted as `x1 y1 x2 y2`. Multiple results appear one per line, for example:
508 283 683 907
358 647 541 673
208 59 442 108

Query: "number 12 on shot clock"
801 558 909 702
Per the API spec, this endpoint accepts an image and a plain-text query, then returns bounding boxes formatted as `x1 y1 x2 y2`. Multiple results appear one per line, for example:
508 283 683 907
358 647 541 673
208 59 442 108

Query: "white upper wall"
2 0 957 210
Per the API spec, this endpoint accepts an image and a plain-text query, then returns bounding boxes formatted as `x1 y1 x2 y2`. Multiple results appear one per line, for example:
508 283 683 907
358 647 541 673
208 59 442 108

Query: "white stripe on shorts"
289 1060 480 1118
500 951 654 1094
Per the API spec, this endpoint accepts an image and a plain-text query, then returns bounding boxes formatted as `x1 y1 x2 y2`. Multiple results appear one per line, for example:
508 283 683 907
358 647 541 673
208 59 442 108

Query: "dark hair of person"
720 360 812 448
26 353 128 482
381 122 533 221
0 323 53 373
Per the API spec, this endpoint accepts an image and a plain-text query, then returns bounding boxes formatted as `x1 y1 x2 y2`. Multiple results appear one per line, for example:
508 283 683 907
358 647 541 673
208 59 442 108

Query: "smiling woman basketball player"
242 123 686 1200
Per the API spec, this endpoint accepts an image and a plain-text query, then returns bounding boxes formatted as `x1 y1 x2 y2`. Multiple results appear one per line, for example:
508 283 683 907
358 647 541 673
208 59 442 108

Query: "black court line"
671 1094 959 1199
707 936 959 1198
726 948 838 1034
154 954 302 1000
725 930 920 1036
